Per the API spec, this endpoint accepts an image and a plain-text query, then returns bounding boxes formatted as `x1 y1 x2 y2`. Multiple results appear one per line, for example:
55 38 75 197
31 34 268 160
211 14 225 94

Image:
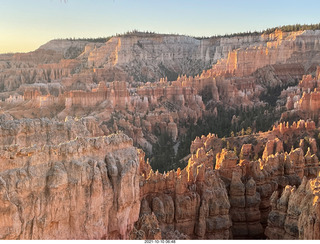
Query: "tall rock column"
265 175 320 240
229 172 263 239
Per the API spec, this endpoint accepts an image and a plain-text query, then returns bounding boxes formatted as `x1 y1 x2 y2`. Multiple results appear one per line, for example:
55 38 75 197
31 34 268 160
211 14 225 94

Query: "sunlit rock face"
182 124 320 239
2 30 320 94
136 138 319 239
0 132 140 240
139 150 232 239
0 115 92 148
0 120 319 240
1 29 320 240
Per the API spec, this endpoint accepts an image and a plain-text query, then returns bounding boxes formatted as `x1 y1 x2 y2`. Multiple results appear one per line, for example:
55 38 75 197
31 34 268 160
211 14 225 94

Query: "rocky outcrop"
9 76 205 153
188 123 320 239
240 144 253 160
282 66 320 121
65 82 108 108
85 30 320 84
0 132 140 239
130 213 162 240
299 74 318 92
297 89 320 112
2 30 320 100
215 149 238 180
0 117 319 240
139 151 232 239
272 120 316 134
190 133 217 154
229 173 263 238
0 115 105 149
265 175 320 239
211 30 310 77
2 30 320 164
262 138 284 160
86 35 215 82
2 28 320 240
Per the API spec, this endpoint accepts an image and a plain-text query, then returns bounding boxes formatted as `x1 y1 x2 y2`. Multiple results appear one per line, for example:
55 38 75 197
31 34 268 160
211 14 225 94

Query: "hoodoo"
1 19 320 240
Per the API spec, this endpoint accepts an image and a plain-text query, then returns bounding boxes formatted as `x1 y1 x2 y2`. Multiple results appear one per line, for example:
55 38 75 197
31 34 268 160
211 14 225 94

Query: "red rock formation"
24 88 41 100
288 148 306 180
299 74 317 92
272 120 316 135
139 150 231 239
303 148 320 179
0 116 93 148
297 90 320 112
262 138 284 160
111 81 130 109
37 59 80 80
0 132 140 239
265 175 320 239
210 30 308 78
186 122 320 238
2 29 320 240
190 133 217 154
65 89 108 108
130 213 162 240
229 173 263 238
215 149 239 180
240 144 253 159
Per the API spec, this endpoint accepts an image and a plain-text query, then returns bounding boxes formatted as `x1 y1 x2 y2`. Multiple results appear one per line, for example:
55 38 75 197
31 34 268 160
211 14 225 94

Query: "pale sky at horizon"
1 0 320 53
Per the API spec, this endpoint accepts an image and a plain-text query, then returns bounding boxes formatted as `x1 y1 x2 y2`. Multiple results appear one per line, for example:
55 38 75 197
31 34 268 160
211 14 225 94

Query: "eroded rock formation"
229 173 263 239
0 132 140 239
1 28 320 240
0 118 319 240
139 151 232 239
184 121 320 239
265 175 320 239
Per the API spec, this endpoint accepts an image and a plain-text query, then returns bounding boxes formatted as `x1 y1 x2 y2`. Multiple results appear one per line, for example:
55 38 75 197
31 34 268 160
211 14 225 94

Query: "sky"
1 0 320 53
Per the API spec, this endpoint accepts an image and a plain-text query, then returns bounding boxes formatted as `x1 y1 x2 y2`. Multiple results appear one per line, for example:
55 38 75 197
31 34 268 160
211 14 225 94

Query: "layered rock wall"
229 173 263 238
139 149 232 239
0 133 140 239
2 30 320 97
0 115 93 148
265 175 320 239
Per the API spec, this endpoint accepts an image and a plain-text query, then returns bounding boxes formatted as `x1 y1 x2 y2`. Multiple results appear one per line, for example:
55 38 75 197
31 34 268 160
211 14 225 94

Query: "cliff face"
179 121 320 239
0 119 319 240
135 135 319 239
0 115 93 148
2 29 320 240
280 66 320 122
210 30 318 77
87 35 213 81
139 152 232 239
2 30 320 93
265 175 320 239
0 132 140 239
91 30 320 82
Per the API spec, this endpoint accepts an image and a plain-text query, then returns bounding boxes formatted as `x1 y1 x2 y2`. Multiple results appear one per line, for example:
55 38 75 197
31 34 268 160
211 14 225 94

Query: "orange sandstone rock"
0 132 140 240
265 175 320 239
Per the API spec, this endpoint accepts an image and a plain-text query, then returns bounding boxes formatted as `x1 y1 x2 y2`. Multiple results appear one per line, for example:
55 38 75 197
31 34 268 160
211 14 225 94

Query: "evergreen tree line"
195 23 320 39
150 104 281 173
64 37 113 43
264 23 320 34
149 132 176 173
58 23 320 44
259 84 287 107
